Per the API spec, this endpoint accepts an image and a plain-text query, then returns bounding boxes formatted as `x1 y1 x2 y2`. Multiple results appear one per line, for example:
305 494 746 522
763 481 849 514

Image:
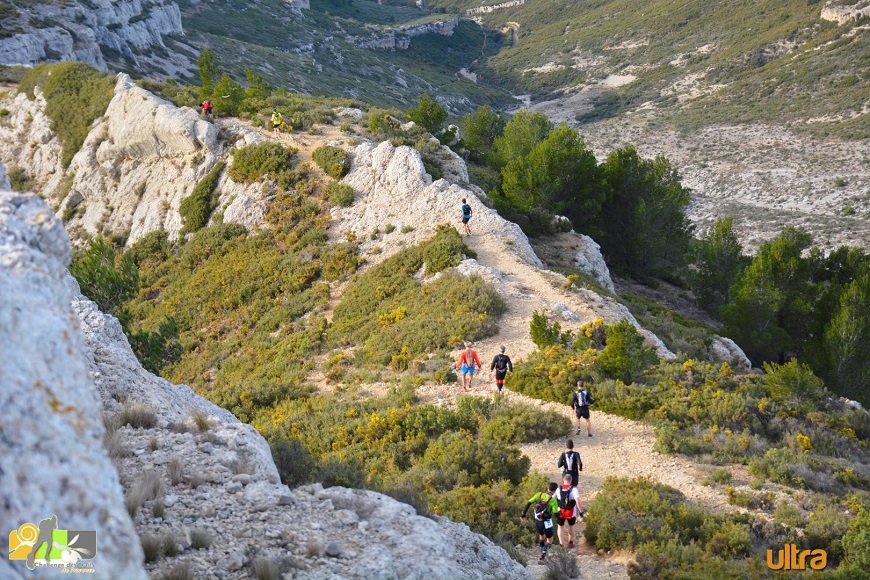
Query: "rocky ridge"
0 74 279 246
0 187 532 579
0 0 189 76
0 189 146 580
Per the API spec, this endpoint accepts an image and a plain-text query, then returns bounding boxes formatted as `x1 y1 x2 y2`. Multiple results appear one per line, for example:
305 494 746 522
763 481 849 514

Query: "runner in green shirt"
520 482 559 565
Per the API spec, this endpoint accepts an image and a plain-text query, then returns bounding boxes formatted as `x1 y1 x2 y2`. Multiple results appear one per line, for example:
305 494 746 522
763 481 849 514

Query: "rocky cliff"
0 187 531 578
0 74 274 245
0 0 189 77
357 17 460 50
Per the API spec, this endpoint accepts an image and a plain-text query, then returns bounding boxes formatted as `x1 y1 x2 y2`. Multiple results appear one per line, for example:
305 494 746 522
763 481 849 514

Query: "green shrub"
329 227 500 368
413 431 530 491
725 486 775 510
180 162 225 233
19 62 114 168
421 225 474 274
229 142 297 185
70 237 139 316
126 230 171 266
773 502 808 528
312 145 350 179
7 166 32 191
272 439 317 487
328 182 354 207
406 92 447 135
530 310 564 348
479 404 570 444
598 320 658 384
707 468 732 485
0 108 10 116
842 507 870 571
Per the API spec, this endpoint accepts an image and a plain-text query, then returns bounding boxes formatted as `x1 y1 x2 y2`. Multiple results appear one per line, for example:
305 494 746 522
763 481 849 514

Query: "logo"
766 543 827 571
8 515 97 570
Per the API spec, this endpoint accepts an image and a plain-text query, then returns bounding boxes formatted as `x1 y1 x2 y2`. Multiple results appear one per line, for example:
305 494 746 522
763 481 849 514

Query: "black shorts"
494 369 507 380
557 516 577 527
462 216 471 224
575 406 590 419
535 518 555 538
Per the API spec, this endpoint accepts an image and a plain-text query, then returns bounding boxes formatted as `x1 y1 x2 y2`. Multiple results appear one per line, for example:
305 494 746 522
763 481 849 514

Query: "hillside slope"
0 187 531 579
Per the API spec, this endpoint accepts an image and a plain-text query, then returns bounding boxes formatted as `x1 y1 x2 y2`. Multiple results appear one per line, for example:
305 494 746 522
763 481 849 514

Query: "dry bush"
167 457 184 485
141 534 162 563
253 558 280 580
190 529 212 550
161 561 194 580
120 403 157 429
191 409 210 433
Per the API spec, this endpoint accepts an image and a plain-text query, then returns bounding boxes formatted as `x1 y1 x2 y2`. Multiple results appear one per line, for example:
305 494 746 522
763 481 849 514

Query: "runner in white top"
554 473 584 551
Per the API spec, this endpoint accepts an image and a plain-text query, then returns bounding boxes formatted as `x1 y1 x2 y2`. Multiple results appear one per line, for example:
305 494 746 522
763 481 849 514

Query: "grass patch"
190 529 212 550
7 167 32 191
19 62 114 168
119 404 157 429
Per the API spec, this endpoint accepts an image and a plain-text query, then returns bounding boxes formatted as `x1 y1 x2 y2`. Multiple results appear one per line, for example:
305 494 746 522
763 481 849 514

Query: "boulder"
572 233 616 293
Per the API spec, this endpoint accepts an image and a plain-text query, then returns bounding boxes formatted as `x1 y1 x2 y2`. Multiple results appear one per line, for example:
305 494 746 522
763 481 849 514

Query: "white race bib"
543 519 553 530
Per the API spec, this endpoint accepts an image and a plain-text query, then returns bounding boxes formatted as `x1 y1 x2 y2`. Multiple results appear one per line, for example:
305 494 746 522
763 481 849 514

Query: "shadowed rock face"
0 0 184 71
0 190 147 580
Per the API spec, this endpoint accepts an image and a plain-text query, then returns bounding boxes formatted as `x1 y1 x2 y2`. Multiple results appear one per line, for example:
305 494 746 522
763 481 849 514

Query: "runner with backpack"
271 108 284 137
554 473 584 551
571 380 595 437
455 342 482 392
520 482 559 565
489 345 513 393
557 439 582 489
459 198 473 235
200 99 214 119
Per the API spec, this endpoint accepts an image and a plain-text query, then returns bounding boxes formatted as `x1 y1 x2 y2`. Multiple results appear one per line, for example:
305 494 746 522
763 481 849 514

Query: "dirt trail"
270 121 747 578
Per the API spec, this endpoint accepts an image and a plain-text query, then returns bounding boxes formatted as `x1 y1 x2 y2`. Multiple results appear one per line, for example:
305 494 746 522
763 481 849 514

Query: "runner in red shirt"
455 342 482 392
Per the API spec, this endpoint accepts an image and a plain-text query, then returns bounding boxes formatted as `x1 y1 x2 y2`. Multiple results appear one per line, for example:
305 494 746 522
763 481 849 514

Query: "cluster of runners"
454 342 512 393
454 341 597 564
521 440 586 564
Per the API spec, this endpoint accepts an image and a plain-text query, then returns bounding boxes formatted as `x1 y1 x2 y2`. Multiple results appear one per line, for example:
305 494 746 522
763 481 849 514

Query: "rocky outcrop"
339 140 545 268
63 74 221 244
358 17 459 50
820 1 869 24
0 0 185 73
0 90 67 198
0 77 301 246
710 336 752 369
572 233 616 293
466 0 526 15
0 190 146 580
0 161 10 190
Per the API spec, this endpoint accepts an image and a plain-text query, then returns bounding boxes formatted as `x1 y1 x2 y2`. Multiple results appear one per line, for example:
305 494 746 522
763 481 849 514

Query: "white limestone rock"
0 190 146 580
0 161 10 190
66 73 221 244
0 0 185 72
709 335 752 369
572 233 616 293
0 90 67 198
337 140 544 268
